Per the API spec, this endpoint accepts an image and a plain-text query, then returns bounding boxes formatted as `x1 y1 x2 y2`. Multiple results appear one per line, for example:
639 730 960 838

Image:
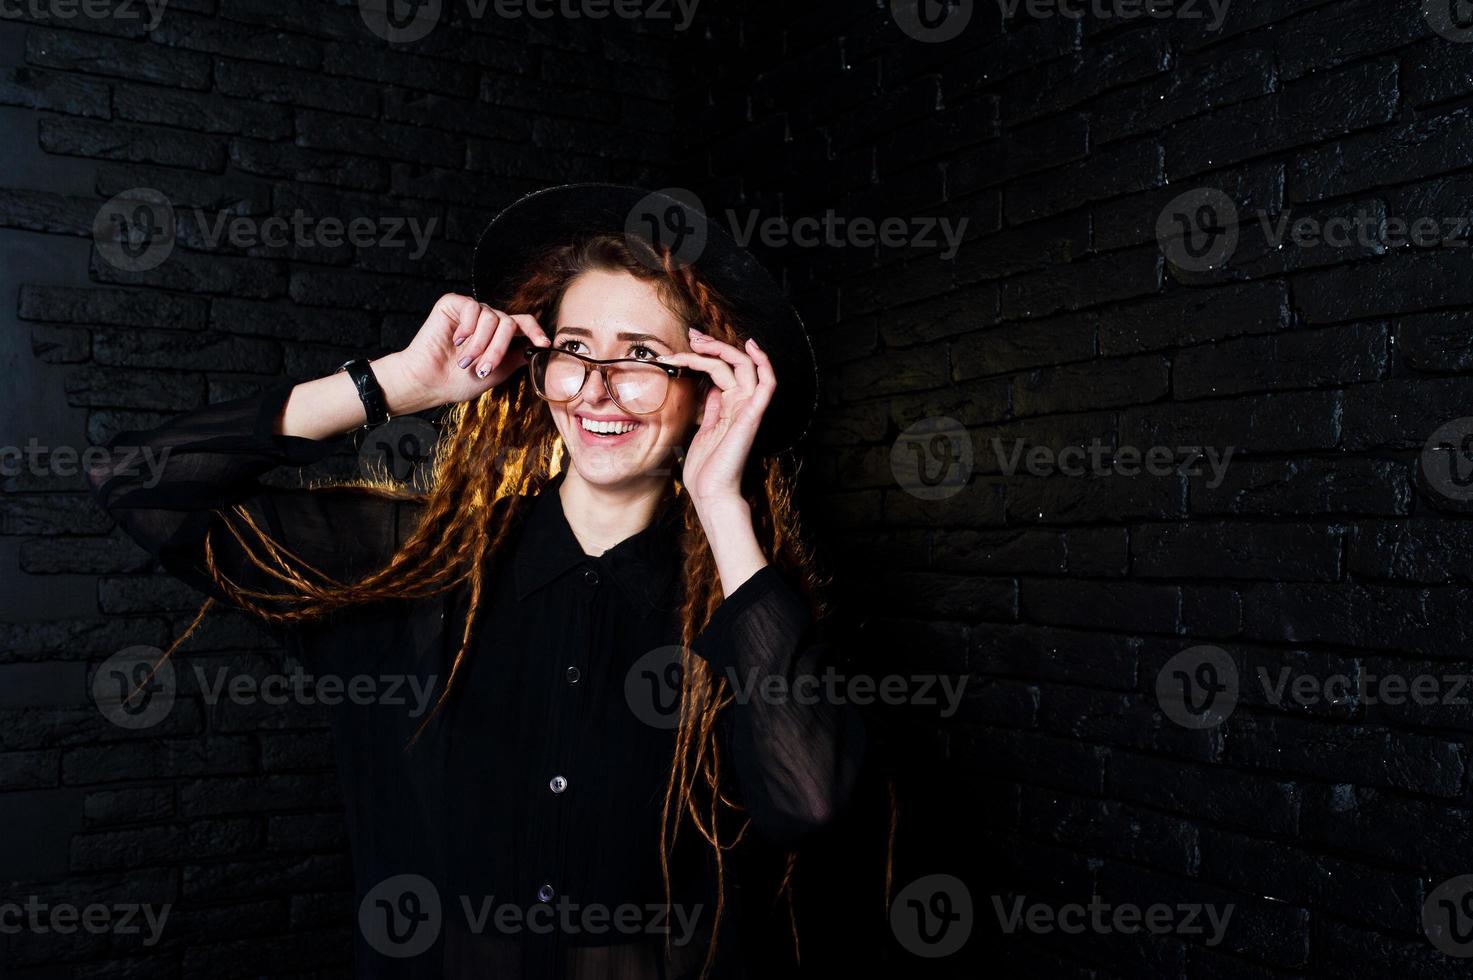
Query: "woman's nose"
578 364 613 405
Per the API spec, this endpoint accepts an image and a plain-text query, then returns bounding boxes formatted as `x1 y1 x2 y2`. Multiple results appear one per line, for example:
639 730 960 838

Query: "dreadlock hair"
150 232 843 975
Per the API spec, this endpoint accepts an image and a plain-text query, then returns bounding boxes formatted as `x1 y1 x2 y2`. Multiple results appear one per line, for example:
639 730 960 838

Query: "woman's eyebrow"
554 326 674 349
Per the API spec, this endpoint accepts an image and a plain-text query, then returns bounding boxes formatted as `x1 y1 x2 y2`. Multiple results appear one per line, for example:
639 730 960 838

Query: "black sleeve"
689 564 868 848
84 381 415 615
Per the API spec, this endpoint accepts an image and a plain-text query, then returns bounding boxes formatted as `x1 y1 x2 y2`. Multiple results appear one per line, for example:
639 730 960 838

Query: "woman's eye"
555 339 584 352
631 345 659 360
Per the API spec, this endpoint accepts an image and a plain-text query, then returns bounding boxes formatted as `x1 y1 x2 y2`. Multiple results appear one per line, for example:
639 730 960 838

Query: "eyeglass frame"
525 345 708 416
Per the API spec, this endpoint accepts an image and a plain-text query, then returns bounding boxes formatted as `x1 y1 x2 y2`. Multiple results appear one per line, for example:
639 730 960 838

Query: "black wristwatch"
336 358 390 428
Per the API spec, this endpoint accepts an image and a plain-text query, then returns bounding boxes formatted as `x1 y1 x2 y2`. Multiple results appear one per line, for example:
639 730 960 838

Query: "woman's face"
546 269 701 488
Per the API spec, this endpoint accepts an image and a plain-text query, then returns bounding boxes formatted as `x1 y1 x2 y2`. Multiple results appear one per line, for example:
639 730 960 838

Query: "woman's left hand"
659 327 775 510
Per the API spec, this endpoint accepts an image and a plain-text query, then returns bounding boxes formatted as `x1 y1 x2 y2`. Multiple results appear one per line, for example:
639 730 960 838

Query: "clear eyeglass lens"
538 351 669 414
608 364 667 414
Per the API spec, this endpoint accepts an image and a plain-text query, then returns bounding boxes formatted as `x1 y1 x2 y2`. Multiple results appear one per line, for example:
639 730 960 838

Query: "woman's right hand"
394 292 553 407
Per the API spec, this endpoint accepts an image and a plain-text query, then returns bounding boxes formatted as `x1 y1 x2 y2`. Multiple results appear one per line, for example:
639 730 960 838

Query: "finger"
476 314 520 378
509 313 551 348
659 351 738 390
699 383 721 430
446 295 481 345
689 331 757 391
457 306 499 369
745 338 776 409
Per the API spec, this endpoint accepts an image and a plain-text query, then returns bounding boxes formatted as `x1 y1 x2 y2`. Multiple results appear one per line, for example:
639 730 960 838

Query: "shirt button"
536 884 554 902
549 775 568 794
583 568 599 586
565 666 581 685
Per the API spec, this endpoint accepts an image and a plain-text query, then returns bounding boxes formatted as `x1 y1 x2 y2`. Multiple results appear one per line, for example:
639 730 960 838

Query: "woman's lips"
574 413 643 448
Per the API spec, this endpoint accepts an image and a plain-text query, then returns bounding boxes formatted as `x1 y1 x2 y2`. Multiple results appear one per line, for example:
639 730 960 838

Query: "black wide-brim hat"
472 184 818 457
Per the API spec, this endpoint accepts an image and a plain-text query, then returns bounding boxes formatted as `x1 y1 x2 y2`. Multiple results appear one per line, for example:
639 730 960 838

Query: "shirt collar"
512 470 684 609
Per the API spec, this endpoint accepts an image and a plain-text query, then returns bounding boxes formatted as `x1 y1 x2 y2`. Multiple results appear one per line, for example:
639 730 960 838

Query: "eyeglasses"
526 347 699 416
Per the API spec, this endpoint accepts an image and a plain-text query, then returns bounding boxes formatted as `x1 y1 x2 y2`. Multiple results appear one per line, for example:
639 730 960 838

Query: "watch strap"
337 358 389 428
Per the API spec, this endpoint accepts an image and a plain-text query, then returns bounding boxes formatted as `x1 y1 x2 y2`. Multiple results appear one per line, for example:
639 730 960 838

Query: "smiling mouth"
577 414 640 437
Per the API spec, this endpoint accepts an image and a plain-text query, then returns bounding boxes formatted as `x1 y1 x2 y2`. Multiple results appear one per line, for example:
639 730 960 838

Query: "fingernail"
457 356 472 369
689 328 707 337
454 336 467 347
476 365 489 378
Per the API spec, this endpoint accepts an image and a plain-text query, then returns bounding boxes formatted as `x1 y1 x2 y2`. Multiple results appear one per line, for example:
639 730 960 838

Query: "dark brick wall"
685 0 1473 976
7 0 1473 976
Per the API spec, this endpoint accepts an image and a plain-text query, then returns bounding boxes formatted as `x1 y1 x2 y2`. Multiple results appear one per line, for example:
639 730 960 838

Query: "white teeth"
580 417 637 435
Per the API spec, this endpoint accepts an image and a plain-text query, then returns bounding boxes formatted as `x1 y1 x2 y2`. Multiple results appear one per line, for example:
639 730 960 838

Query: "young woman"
87 186 867 979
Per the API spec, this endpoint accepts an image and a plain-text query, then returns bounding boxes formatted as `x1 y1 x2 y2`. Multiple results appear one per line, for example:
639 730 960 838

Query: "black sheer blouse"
85 383 866 979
